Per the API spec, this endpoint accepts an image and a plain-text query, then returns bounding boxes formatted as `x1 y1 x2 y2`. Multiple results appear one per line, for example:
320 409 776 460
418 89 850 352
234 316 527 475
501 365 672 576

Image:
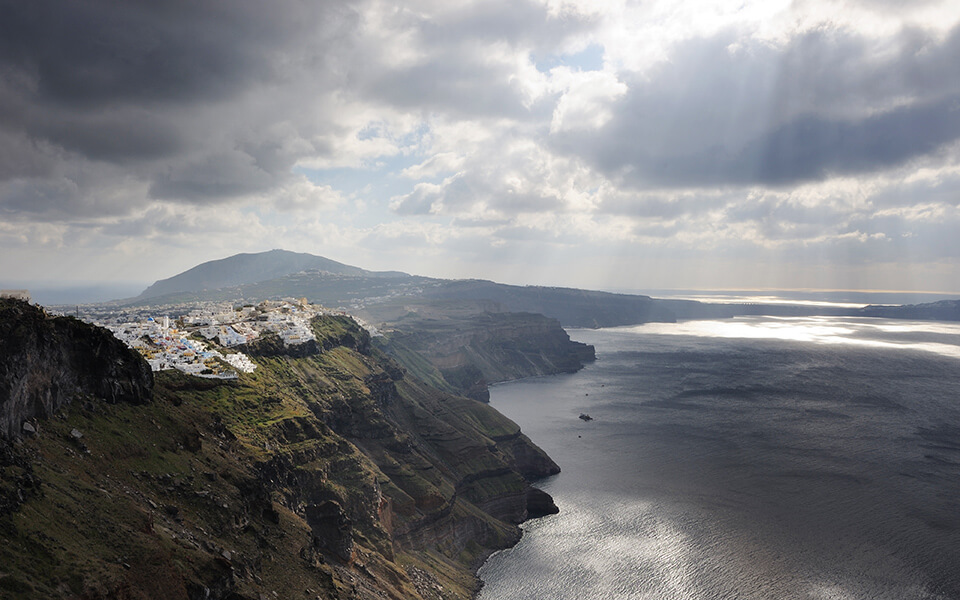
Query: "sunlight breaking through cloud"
1 0 959 291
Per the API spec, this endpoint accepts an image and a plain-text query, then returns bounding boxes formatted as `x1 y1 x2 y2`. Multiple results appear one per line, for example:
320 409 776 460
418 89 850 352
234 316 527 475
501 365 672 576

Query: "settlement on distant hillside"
88 298 374 379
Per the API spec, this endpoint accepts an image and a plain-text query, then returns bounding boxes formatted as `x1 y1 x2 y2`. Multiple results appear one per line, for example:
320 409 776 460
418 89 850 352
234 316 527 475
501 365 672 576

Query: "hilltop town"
72 297 379 379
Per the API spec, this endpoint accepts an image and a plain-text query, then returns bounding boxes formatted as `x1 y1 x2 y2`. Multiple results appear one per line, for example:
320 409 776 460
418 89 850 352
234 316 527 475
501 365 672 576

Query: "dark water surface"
479 317 960 600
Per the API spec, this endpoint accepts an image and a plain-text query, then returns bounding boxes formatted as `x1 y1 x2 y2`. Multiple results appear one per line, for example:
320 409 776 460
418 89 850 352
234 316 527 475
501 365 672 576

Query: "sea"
478 306 960 599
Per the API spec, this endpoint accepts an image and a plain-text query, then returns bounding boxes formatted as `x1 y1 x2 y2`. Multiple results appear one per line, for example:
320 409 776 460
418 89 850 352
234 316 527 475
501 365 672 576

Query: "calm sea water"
479 316 960 600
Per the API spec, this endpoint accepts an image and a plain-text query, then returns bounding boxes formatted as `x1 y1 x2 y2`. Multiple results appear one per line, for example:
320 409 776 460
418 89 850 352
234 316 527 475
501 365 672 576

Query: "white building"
0 289 30 302
218 326 247 347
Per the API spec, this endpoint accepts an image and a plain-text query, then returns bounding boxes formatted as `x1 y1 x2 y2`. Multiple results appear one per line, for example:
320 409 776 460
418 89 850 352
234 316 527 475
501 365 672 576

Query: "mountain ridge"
138 249 408 300
133 249 677 328
138 250 960 327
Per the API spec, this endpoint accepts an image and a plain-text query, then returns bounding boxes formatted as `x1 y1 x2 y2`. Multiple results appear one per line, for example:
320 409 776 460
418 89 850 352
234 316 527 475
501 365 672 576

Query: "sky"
1 0 959 296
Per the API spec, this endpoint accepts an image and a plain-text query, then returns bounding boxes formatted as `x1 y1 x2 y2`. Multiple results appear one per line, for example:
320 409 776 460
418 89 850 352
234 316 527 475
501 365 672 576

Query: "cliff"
860 299 960 321
416 280 677 328
0 298 153 439
377 312 596 402
0 309 559 600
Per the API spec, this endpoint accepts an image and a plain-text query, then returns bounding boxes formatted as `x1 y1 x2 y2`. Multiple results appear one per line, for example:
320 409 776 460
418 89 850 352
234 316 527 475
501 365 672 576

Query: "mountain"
138 250 952 329
860 299 960 321
133 250 678 328
412 279 677 327
0 300 561 599
137 249 407 300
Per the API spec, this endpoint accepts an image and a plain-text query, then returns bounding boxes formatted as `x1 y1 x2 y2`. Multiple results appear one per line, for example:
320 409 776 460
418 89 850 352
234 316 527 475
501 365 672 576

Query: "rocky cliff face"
0 299 153 439
417 280 677 327
0 311 560 600
379 312 595 402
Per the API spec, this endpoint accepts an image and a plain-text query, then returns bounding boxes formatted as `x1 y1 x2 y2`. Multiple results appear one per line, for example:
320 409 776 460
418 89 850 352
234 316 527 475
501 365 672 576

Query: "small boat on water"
579 413 593 421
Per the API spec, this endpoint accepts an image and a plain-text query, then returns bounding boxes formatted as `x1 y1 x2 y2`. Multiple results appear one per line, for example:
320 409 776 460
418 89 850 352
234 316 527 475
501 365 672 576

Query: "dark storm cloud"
0 176 82 215
557 23 960 189
588 94 960 188
27 107 183 162
0 0 358 215
747 97 960 184
0 0 338 108
149 150 278 201
0 130 58 180
0 169 139 221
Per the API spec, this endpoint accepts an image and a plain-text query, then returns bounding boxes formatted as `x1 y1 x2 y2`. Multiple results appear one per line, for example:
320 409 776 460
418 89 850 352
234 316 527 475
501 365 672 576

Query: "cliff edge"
0 308 559 600
377 311 595 402
0 298 153 439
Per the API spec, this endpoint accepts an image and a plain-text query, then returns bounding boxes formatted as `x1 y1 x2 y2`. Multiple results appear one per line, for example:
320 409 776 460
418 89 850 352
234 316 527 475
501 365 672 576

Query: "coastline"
469 317 960 599
0 305 571 600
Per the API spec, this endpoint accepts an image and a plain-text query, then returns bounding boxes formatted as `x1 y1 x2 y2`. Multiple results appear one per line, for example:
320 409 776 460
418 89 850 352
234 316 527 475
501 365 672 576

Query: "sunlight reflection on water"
479 317 960 600
657 294 871 309
626 317 960 359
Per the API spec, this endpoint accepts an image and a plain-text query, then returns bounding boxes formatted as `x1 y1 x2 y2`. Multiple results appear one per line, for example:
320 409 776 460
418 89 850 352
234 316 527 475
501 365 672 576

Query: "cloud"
356 0 595 117
549 68 627 132
0 0 362 211
149 150 278 201
554 22 960 188
1 0 960 291
0 1 354 108
390 136 598 218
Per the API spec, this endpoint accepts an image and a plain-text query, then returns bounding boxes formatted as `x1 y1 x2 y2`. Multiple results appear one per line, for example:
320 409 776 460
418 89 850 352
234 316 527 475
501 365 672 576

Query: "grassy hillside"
0 314 558 600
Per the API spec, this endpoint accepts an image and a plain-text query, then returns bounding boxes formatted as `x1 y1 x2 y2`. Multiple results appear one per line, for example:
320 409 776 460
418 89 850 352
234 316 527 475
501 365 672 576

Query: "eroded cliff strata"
0 298 153 439
0 304 560 600
377 311 595 402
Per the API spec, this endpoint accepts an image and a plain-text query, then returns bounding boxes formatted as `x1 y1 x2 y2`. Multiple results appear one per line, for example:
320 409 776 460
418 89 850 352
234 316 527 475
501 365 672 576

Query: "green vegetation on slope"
0 313 559 600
